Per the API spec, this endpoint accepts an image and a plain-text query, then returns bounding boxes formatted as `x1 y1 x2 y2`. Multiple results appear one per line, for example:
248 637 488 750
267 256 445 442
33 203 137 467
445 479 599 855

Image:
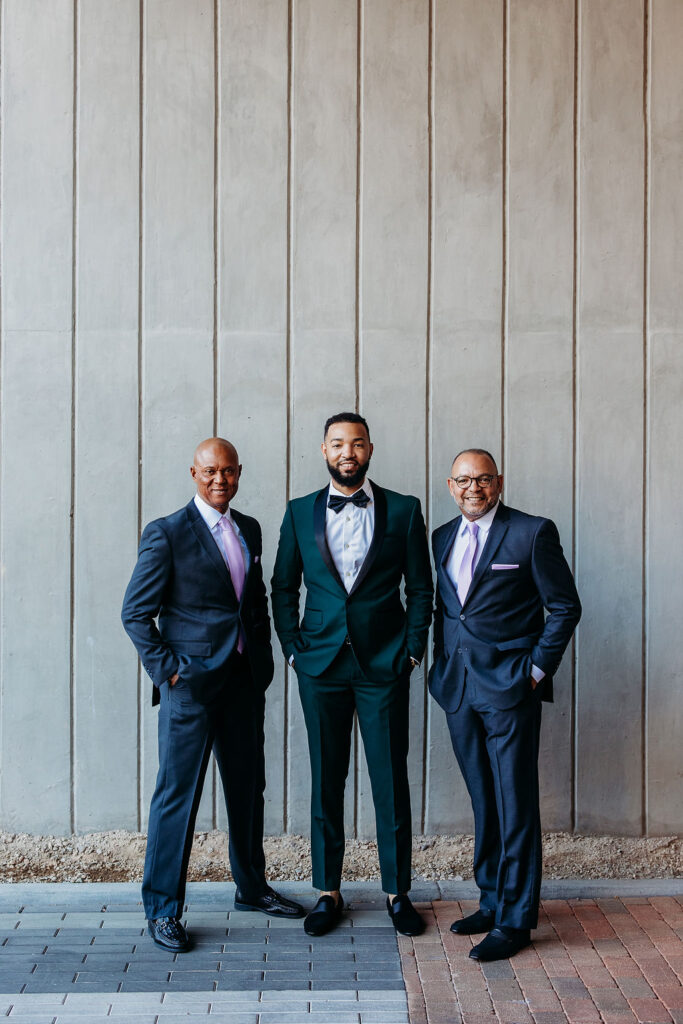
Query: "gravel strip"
1 831 681 883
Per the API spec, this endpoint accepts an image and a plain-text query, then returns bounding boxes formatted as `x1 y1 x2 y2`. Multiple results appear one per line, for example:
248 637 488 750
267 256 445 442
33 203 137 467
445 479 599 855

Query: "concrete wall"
0 0 680 838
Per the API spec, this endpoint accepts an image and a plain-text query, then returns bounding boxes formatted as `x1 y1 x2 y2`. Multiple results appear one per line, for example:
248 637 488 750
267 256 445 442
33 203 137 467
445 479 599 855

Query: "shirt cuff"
531 663 546 683
288 654 295 667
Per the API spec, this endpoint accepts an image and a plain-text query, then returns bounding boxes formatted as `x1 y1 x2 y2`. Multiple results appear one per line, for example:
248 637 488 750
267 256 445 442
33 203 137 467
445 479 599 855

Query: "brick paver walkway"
1 883 681 1023
402 896 683 1024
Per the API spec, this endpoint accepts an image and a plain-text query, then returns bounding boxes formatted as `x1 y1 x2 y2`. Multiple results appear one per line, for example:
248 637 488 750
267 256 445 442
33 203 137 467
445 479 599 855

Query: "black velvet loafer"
303 894 345 936
147 917 190 952
469 926 531 961
450 909 495 935
234 886 305 918
387 895 425 937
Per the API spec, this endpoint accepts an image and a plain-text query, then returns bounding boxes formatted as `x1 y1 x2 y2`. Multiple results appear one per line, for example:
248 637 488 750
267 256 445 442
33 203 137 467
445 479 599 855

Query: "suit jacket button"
460 613 465 620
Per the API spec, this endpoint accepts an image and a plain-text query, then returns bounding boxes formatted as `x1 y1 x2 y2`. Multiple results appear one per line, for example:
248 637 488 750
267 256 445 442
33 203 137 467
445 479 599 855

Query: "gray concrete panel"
575 0 645 834
73 1 141 832
647 0 683 837
288 0 358 838
359 0 428 837
140 0 216 830
217 1 289 832
505 0 576 836
426 0 504 833
0 0 74 834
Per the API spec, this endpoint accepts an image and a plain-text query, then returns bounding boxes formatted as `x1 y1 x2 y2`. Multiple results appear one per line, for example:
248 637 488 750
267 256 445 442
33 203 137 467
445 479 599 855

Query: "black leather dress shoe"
450 909 495 935
303 894 344 936
147 917 190 952
387 895 425 937
234 886 305 918
469 926 531 962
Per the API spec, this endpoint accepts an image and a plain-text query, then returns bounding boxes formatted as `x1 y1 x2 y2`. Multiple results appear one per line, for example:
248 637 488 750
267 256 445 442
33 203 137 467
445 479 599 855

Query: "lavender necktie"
218 515 246 652
456 521 479 603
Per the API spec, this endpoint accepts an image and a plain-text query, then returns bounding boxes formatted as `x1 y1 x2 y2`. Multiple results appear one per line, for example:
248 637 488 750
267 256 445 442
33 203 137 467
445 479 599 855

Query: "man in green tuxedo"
271 413 433 937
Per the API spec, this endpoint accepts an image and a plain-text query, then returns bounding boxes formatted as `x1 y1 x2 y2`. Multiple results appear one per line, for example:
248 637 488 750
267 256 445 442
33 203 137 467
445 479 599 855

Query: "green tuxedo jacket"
271 481 433 680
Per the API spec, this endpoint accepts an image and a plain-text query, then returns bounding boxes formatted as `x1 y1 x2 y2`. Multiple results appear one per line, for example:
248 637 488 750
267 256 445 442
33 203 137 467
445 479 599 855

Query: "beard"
326 457 371 490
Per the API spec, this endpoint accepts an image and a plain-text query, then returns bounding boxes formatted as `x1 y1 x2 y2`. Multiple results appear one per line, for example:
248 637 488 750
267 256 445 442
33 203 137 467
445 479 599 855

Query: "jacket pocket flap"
168 640 212 656
303 608 323 625
496 636 534 651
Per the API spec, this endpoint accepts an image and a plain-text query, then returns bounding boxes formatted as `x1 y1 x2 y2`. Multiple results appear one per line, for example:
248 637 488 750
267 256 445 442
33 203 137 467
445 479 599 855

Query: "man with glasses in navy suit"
429 448 581 962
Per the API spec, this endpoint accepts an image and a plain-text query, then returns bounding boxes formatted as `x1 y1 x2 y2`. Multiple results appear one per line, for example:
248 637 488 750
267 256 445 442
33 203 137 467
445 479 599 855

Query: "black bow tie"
328 491 371 513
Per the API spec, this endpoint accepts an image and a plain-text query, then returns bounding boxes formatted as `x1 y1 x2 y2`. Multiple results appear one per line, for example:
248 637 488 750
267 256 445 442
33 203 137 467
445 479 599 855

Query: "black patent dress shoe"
387 895 425 937
469 925 531 962
303 894 344 936
147 917 190 952
234 886 305 918
450 909 495 935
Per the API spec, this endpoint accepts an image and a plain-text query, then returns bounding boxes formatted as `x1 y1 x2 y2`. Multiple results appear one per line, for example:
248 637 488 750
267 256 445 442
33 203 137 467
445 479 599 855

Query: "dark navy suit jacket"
122 499 274 705
428 503 581 712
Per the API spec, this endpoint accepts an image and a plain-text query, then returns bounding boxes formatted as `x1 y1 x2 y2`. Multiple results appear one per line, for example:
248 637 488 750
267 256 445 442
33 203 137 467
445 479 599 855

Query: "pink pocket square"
491 563 519 570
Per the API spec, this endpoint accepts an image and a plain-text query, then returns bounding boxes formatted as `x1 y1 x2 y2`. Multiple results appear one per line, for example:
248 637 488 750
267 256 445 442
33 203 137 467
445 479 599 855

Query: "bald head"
191 437 241 513
194 436 238 465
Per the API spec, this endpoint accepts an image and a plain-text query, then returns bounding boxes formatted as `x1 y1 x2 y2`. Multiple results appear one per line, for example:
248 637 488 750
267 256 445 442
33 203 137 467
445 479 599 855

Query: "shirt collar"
194 492 232 531
458 500 500 537
328 479 374 503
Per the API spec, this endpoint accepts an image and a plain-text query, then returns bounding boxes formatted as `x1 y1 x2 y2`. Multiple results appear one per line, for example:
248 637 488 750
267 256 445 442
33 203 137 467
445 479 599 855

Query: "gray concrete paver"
6 1016 59 1023
0 882 434 1023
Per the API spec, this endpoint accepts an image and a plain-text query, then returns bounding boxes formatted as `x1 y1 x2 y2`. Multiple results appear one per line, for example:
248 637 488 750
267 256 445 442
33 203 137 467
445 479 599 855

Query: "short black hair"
451 448 498 473
323 412 371 440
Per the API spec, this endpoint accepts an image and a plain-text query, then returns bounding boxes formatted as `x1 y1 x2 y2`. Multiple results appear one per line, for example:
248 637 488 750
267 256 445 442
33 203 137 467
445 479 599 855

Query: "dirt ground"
1 831 681 884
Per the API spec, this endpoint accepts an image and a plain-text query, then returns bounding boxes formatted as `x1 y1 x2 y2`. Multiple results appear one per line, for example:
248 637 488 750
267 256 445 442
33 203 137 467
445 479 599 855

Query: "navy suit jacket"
122 499 274 705
428 503 581 712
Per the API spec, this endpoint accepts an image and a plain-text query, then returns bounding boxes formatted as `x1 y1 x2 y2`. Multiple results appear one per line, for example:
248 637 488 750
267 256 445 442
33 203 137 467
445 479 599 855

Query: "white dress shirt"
325 480 375 593
446 501 544 683
446 501 500 595
193 493 249 572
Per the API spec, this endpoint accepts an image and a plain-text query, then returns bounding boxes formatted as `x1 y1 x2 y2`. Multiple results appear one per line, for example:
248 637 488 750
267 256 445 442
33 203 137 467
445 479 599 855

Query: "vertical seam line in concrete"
571 0 581 834
212 0 219 443
353 0 364 838
500 0 509 474
641 0 651 837
421 0 435 837
211 0 221 830
136 0 146 833
354 0 363 413
0 0 5 825
69 0 80 836
283 0 294 833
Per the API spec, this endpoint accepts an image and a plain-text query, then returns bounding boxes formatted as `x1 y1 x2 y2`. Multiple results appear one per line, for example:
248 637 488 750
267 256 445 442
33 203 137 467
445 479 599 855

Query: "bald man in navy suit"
429 449 580 962
122 438 303 952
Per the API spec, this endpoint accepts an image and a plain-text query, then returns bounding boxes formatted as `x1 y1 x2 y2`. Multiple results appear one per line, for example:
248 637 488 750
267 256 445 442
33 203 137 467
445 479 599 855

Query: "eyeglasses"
450 474 497 488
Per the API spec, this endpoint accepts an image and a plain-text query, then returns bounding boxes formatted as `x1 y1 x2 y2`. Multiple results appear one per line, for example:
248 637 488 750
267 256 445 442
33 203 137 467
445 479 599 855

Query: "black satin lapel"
314 488 346 592
186 501 239 603
464 504 509 604
348 483 386 596
438 516 462 605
